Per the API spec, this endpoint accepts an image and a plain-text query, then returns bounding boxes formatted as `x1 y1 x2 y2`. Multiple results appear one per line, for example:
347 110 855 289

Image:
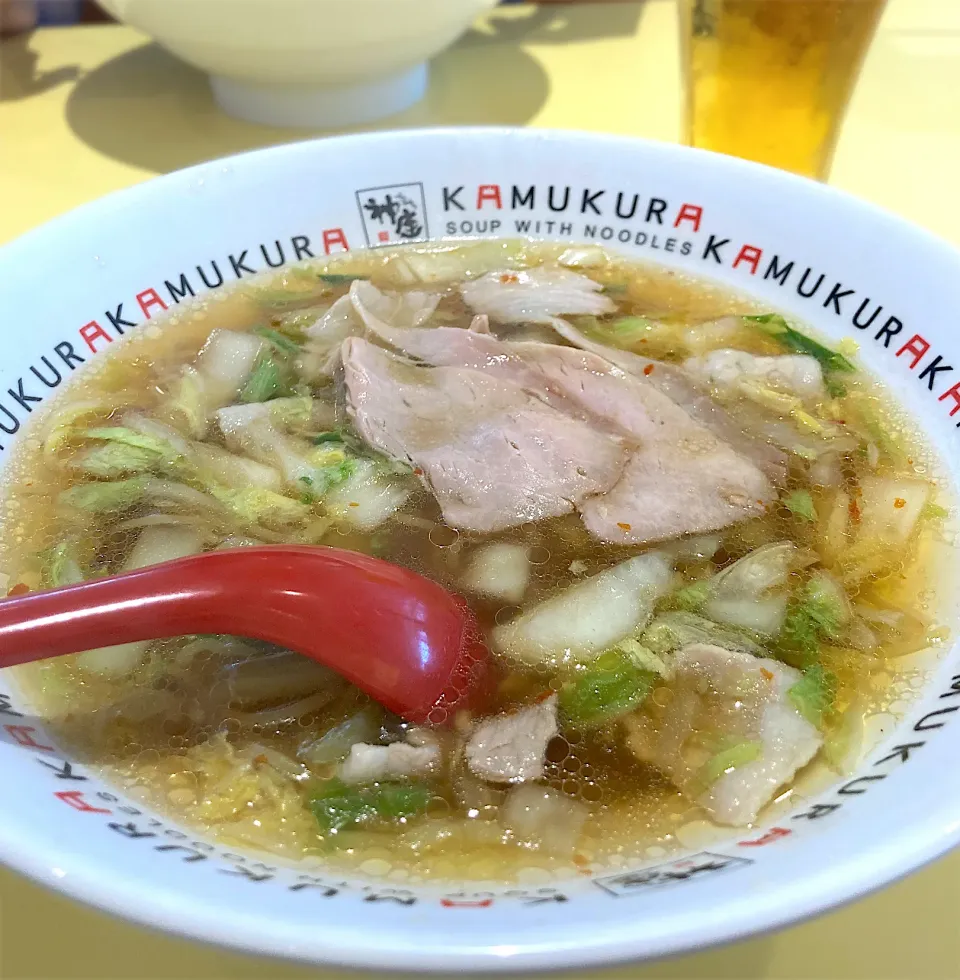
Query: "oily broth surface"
1 240 949 884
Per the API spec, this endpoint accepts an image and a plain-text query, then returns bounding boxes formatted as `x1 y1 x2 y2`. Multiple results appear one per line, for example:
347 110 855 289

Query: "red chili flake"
894 497 906 509
907 458 914 465
253 754 269 765
6 583 29 597
639 338 648 343
413 467 424 476
572 853 589 866
760 668 774 681
849 497 862 523
534 690 555 704
617 522 632 531
835 419 846 425
499 272 519 284
642 364 654 376
348 501 360 508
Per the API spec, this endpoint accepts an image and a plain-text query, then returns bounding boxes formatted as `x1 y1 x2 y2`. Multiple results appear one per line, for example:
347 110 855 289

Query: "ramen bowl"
1 129 960 972
94 0 497 127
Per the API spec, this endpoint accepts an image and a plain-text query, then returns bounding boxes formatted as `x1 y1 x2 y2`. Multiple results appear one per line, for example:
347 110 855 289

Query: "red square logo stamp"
356 182 428 247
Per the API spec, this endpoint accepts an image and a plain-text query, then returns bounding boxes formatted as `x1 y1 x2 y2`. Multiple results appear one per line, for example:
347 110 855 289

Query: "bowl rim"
2 126 960 972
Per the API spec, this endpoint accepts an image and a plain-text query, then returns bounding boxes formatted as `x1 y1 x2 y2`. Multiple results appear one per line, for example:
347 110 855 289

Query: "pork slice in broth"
579 443 772 545
624 644 822 826
460 267 615 324
684 348 825 402
341 338 627 533
458 268 787 480
465 695 559 784
364 317 518 374
502 343 775 544
544 316 789 483
345 306 774 543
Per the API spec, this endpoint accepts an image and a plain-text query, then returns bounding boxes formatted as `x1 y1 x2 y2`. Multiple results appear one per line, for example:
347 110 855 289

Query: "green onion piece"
672 579 713 612
313 431 345 445
616 637 669 675
298 475 315 504
254 326 301 355
268 308 322 342
787 664 838 728
313 458 356 495
240 354 288 404
558 649 656 728
310 778 431 833
318 273 368 285
699 741 763 787
824 376 848 399
609 315 656 337
921 501 949 521
744 314 856 373
316 428 369 454
778 573 845 666
783 489 817 522
312 428 410 478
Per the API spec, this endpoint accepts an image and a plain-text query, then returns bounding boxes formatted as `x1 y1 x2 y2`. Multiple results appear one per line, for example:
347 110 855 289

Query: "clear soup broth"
2 240 951 884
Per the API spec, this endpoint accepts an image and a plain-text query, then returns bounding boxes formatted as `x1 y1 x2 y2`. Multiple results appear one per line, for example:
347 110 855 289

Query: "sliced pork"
685 349 825 401
544 316 789 482
352 280 776 493
344 311 775 543
466 695 559 783
581 444 771 545
624 644 822 825
503 342 775 544
461 267 615 324
341 338 627 533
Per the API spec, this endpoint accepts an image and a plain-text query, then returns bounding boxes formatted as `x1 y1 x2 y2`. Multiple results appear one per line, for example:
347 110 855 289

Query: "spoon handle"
0 562 220 667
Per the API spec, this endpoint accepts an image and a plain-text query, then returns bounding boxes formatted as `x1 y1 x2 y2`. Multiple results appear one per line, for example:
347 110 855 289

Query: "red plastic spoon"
0 546 493 724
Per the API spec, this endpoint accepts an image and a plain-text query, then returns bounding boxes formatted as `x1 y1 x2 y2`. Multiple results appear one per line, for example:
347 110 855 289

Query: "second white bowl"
96 0 498 127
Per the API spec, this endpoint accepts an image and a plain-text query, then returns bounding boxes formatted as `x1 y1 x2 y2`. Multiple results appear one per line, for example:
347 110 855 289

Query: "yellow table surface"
2 2 960 977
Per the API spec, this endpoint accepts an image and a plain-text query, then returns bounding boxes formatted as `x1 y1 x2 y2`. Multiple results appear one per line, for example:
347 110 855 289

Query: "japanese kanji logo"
355 182 429 247
593 851 752 897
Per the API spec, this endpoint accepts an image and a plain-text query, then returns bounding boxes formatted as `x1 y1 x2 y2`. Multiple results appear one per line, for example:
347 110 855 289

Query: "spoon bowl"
0 546 492 723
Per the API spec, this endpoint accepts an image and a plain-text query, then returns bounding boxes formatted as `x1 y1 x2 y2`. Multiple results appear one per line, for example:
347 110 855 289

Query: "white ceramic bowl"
2 129 960 972
95 0 497 127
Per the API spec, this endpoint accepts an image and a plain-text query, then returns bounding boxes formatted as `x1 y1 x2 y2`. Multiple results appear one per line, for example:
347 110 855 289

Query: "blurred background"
0 0 592 35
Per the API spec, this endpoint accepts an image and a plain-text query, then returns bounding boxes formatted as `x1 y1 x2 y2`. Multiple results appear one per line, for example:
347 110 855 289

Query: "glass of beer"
680 0 886 181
